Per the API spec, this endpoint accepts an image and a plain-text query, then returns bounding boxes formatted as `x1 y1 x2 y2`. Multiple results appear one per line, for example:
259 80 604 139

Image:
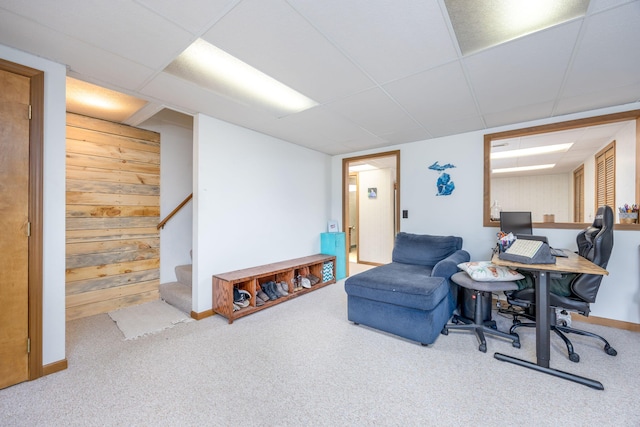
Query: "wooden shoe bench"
212 254 336 324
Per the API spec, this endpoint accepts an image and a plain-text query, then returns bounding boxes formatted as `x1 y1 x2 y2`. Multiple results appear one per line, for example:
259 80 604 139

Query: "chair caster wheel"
604 344 617 356
441 328 449 335
512 341 521 349
569 353 580 363
479 344 487 353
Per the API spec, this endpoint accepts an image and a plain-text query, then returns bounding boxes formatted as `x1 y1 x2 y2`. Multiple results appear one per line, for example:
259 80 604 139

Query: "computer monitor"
500 211 533 235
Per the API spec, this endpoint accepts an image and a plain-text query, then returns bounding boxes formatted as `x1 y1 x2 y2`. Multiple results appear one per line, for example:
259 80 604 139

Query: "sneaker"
255 297 264 307
257 289 270 302
279 281 290 294
300 277 311 289
275 282 288 296
307 274 320 285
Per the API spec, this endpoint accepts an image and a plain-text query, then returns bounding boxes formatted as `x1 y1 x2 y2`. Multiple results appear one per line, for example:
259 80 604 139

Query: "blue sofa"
344 233 470 345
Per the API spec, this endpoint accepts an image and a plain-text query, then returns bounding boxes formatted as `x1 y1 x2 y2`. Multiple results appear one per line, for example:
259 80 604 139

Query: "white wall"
0 45 67 365
492 174 571 222
141 117 194 283
331 102 640 325
192 114 331 313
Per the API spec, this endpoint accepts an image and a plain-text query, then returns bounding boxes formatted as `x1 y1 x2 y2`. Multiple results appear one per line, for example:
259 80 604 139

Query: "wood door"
0 68 30 388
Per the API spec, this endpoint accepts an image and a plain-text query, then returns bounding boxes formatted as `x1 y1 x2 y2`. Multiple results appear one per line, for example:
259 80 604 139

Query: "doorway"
342 151 400 275
0 59 44 389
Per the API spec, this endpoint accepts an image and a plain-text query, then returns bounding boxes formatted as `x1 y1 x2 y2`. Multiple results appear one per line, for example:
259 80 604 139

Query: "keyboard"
550 248 567 257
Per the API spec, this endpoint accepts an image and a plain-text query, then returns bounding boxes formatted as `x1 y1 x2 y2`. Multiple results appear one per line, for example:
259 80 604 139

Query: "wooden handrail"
157 193 193 230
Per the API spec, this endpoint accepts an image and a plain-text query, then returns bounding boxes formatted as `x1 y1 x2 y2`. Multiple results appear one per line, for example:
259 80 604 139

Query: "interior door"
0 68 31 389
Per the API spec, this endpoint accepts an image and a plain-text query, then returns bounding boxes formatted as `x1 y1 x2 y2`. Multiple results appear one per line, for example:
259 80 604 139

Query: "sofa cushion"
392 232 462 267
344 263 450 311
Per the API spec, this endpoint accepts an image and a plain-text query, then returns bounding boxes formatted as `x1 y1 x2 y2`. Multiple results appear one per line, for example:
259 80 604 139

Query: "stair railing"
157 193 193 230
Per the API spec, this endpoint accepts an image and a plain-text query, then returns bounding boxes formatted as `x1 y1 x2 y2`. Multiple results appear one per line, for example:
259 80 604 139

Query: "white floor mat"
108 300 194 340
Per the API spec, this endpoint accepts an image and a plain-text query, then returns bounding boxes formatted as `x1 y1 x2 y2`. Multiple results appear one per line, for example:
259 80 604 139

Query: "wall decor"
368 187 377 199
428 161 456 196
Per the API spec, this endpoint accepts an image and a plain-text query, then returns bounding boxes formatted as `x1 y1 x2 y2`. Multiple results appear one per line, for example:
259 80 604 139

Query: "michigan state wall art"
428 161 456 196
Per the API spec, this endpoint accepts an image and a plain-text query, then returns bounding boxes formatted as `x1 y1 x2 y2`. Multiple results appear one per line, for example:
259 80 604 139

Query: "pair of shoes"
256 284 270 302
233 288 251 308
275 281 289 296
307 274 320 286
261 281 279 300
292 275 303 292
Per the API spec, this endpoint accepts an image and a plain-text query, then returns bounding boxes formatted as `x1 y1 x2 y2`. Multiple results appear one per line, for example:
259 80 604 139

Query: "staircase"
159 264 192 315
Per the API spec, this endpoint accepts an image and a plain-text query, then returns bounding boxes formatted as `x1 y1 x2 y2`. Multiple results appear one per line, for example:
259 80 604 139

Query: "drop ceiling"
1 0 639 155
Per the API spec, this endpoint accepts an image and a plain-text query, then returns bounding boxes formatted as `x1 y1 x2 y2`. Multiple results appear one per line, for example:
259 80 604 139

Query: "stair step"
159 281 191 315
175 264 192 287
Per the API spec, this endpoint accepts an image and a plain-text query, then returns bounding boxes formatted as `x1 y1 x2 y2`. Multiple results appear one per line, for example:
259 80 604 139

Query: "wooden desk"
492 251 608 389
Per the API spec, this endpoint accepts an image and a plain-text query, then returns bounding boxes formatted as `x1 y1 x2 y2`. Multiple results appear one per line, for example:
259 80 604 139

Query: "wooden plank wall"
65 113 161 320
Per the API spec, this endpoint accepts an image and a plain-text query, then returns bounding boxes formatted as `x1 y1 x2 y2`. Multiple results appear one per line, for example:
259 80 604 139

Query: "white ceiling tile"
0 10 156 91
562 2 640 97
554 82 640 116
375 127 433 145
464 21 582 114
324 88 422 136
427 115 486 138
587 0 637 14
200 0 375 103
287 0 459 84
134 0 239 34
483 101 555 128
0 0 193 69
383 61 478 132
266 106 385 147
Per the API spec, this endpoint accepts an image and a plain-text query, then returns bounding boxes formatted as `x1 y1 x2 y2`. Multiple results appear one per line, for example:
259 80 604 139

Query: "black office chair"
504 205 617 363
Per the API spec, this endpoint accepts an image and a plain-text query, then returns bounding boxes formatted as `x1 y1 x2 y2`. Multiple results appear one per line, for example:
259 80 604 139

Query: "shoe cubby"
212 254 337 324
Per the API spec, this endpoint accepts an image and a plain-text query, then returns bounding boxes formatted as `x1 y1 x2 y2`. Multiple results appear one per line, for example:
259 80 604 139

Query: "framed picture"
368 187 377 199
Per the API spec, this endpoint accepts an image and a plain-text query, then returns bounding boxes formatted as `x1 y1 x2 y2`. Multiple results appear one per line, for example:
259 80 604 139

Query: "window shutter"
573 165 584 222
595 141 615 212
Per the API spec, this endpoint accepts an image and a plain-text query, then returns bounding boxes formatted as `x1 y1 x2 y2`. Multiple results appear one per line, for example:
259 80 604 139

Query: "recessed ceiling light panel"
165 39 318 118
491 142 574 159
445 0 590 54
492 163 555 174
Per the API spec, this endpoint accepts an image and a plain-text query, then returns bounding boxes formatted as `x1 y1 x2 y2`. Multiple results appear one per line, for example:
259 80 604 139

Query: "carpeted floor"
1 263 639 426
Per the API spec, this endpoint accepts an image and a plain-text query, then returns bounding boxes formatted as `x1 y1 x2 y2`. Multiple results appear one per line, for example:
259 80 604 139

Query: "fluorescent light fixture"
349 164 377 172
165 39 318 118
492 164 555 174
491 142 574 159
445 0 589 54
